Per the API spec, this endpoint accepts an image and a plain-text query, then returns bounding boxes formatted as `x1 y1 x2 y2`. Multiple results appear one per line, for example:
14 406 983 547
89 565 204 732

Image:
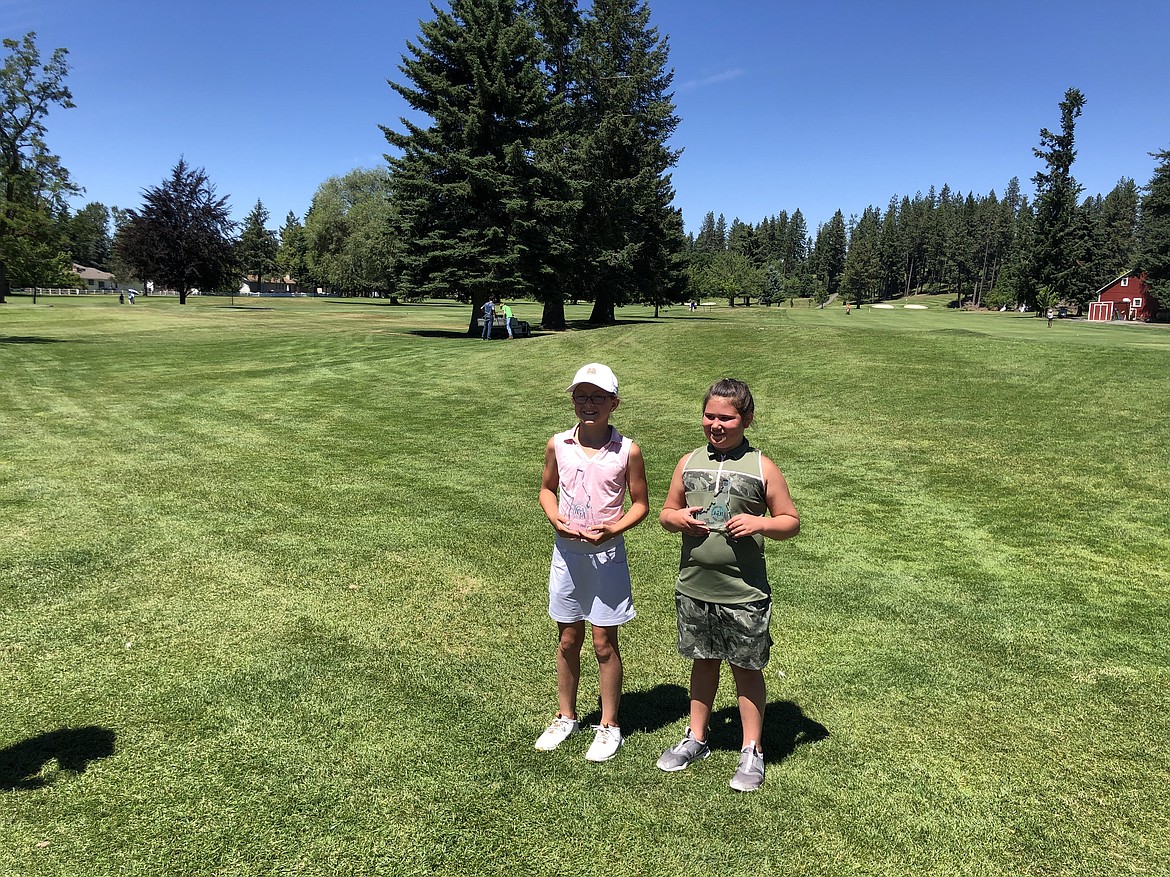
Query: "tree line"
3 25 1169 320
689 90 1166 315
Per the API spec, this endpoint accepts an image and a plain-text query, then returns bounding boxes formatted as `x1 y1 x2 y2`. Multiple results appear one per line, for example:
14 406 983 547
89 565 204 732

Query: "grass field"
2 294 1167 876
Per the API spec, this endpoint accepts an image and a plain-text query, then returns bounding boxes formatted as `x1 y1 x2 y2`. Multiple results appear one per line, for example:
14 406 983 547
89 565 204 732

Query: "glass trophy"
697 478 731 531
563 470 593 534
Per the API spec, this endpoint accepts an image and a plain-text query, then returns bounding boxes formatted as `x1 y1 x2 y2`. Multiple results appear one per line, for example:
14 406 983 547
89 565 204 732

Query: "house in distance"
1086 272 1160 322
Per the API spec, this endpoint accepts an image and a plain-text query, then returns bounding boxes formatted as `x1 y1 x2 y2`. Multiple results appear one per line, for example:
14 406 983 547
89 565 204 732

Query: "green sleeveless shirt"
677 441 770 603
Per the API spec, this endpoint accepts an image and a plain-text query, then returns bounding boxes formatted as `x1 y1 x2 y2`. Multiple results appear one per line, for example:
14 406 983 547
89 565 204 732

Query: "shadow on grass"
0 726 117 791
586 683 689 735
406 329 544 340
707 699 828 764
408 329 480 340
407 318 658 341
563 318 659 329
323 299 402 307
0 336 68 344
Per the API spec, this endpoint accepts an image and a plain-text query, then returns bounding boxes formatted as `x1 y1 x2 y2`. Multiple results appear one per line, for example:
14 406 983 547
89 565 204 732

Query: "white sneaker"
534 715 580 751
585 724 623 762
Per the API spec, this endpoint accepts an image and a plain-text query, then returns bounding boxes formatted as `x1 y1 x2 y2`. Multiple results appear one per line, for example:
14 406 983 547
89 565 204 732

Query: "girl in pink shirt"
536 363 649 762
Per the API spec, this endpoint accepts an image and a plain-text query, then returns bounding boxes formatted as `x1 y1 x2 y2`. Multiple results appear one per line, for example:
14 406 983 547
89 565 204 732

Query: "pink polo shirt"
554 426 632 531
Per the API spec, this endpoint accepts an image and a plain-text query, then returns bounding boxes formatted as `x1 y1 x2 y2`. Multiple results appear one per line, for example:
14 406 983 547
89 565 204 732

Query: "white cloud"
678 68 746 92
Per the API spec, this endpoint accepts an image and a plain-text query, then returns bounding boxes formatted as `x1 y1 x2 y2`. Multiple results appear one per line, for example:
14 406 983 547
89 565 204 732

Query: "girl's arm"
724 454 799 541
540 438 579 538
659 454 710 537
578 442 650 545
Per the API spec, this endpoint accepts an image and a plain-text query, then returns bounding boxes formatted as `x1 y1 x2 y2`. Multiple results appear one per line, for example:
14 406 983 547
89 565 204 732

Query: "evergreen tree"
783 209 808 276
1028 87 1087 309
104 206 137 286
276 211 312 291
754 214 781 265
840 205 881 305
532 0 584 329
726 218 755 261
638 202 689 315
383 0 560 332
694 211 719 252
1093 177 1139 286
924 184 956 291
899 193 927 294
574 0 683 323
714 213 728 251
237 199 278 295
1136 147 1170 301
114 158 237 304
989 196 1034 310
969 191 1000 308
63 202 112 270
760 262 783 306
534 0 581 95
811 211 847 295
1071 194 1102 297
877 197 902 300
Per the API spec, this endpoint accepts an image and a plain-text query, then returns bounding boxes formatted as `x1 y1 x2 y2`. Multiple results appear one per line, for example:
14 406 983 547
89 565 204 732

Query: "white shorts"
548 535 635 626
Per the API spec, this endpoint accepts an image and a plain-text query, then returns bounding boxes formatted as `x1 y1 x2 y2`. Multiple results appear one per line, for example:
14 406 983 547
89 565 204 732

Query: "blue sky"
8 0 1170 236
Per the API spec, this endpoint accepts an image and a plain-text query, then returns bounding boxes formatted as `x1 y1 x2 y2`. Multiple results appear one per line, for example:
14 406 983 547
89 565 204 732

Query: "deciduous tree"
0 32 79 297
303 168 396 296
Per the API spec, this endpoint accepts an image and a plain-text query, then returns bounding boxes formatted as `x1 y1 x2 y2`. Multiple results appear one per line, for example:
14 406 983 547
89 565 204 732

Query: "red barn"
1087 272 1159 322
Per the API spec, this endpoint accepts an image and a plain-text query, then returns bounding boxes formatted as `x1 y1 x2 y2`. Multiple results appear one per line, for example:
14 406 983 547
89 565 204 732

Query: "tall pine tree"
383 0 560 332
573 0 682 323
276 211 311 291
1092 178 1139 287
1028 87 1087 309
237 199 278 295
812 211 847 296
1136 147 1170 302
840 205 881 305
531 0 584 329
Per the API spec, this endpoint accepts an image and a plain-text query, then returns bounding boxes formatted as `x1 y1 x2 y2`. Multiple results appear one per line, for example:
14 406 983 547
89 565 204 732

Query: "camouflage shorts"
675 591 772 670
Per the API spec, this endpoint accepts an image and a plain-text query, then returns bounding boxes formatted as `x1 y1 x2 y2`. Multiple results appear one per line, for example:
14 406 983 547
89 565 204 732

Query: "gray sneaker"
729 742 765 792
656 728 711 772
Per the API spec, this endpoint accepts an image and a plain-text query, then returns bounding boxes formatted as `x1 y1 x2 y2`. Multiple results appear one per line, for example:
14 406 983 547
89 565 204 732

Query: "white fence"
15 287 168 296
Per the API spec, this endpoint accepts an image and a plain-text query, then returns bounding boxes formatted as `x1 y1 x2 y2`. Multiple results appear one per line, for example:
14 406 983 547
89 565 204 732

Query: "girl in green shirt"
657 378 799 791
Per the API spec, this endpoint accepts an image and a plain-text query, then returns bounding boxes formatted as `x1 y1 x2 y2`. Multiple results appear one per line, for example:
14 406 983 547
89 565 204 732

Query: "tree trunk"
468 299 482 336
589 295 615 324
540 297 566 330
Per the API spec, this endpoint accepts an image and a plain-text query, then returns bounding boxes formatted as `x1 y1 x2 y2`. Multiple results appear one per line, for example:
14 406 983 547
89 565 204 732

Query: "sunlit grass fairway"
2 293 1167 876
